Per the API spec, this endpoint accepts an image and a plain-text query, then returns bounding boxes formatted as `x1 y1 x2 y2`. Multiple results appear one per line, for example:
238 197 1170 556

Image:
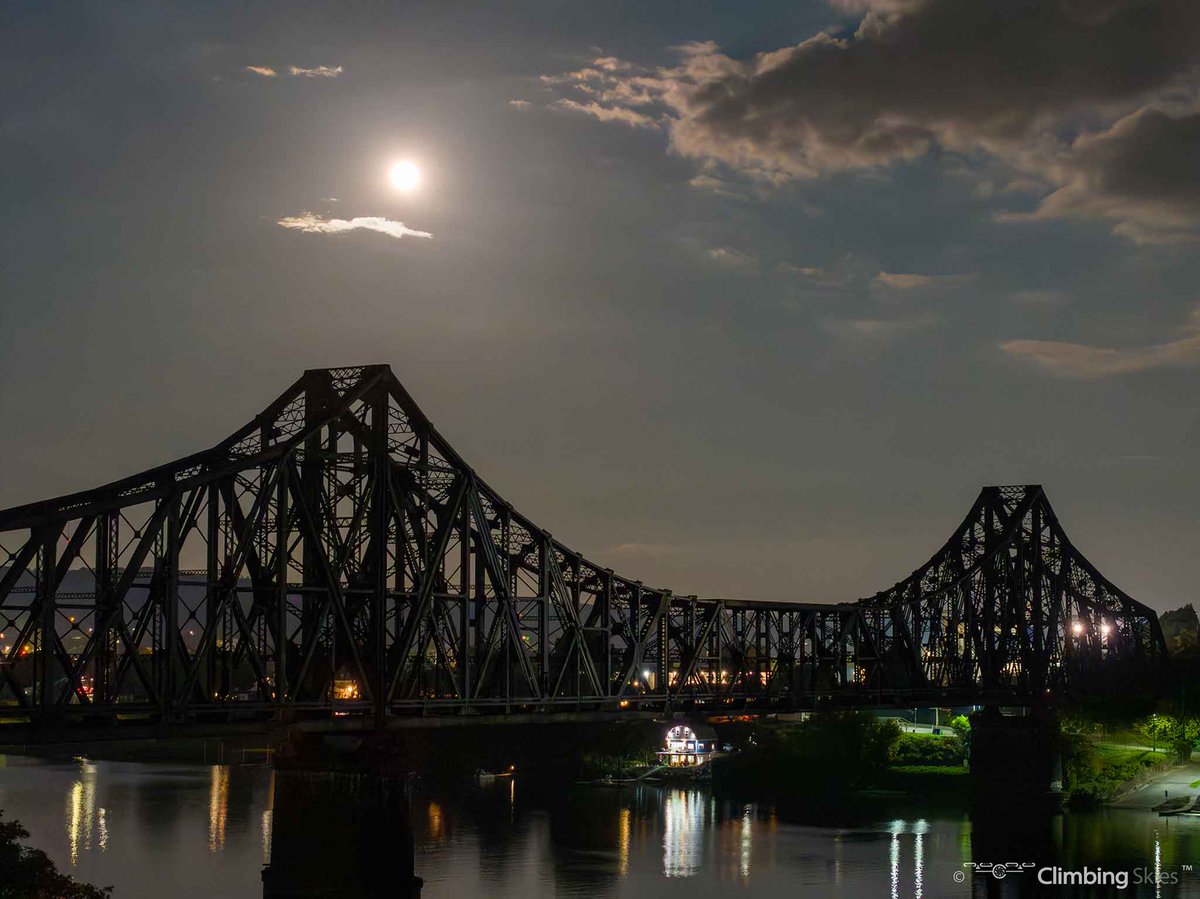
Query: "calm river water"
1 754 1199 897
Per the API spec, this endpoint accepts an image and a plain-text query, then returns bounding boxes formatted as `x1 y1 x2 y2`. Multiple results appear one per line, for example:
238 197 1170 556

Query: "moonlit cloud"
1010 288 1067 305
540 2 1200 241
244 66 277 78
825 312 939 340
1001 307 1200 378
507 99 532 109
706 246 756 270
289 65 343 78
873 271 971 290
687 174 747 199
276 213 432 241
551 98 658 129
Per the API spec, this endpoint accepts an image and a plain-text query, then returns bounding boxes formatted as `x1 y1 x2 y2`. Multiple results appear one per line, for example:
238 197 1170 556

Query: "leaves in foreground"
0 811 111 899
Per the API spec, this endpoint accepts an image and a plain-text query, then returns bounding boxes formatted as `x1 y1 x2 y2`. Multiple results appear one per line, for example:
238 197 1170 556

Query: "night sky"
2 1 1197 611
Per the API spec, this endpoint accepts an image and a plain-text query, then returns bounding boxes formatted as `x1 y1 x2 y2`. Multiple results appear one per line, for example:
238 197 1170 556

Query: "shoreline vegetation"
0 810 109 898
574 711 1178 811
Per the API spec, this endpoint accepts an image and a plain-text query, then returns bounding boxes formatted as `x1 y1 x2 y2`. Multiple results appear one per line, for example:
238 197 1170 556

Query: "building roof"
667 722 717 741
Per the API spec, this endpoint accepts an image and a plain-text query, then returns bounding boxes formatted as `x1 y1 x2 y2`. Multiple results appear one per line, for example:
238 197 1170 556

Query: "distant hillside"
1161 604 1200 656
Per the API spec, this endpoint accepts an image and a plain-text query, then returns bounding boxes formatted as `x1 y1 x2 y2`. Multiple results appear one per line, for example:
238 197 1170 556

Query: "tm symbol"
1184 865 1194 872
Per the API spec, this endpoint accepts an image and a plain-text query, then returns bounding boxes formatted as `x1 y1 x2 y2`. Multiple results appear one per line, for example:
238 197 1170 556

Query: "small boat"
578 775 637 788
475 766 516 783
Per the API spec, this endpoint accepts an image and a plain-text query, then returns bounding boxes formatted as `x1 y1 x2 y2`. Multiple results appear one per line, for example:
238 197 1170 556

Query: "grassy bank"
1063 741 1170 807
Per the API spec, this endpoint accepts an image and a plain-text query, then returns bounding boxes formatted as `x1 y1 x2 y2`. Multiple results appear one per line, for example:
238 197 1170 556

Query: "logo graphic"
962 862 1036 880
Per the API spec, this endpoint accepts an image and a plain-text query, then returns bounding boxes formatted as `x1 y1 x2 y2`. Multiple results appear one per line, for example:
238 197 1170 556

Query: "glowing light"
1101 622 1111 637
389 160 421 192
1071 621 1084 636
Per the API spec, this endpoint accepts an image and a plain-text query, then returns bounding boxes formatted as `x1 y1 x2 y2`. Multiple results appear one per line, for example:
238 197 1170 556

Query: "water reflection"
618 807 631 877
663 789 707 878
260 770 274 866
739 804 752 881
209 764 230 851
1156 831 1162 899
4 757 1200 897
890 823 900 899
65 759 102 864
913 818 926 899
261 772 421 899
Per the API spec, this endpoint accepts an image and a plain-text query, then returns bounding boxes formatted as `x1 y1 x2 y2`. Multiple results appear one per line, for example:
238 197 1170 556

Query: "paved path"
1110 760 1200 810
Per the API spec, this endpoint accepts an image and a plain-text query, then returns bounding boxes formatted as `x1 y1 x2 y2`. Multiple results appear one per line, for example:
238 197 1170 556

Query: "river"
1 754 1198 897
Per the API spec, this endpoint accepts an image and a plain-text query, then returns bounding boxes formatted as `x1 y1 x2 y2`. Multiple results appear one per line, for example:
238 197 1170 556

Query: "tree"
0 811 110 899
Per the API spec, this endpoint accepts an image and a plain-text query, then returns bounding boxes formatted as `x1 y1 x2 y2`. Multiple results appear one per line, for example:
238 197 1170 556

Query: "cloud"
244 66 277 78
873 271 970 290
1023 108 1200 239
507 99 532 109
276 213 432 241
705 246 757 270
828 0 929 11
551 98 658 129
540 3 1200 240
1001 306 1200 377
824 311 939 339
687 173 747 199
776 263 825 277
606 542 688 557
1010 288 1067 305
289 65 343 78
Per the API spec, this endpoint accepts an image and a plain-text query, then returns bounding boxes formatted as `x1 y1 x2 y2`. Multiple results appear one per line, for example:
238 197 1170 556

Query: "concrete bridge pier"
969 705 1063 809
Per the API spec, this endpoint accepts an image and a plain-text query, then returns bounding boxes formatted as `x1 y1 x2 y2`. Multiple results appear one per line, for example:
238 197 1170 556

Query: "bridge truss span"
0 366 1166 724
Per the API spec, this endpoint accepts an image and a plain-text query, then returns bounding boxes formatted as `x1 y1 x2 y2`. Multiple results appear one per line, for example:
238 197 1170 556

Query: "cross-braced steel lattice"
0 366 1166 724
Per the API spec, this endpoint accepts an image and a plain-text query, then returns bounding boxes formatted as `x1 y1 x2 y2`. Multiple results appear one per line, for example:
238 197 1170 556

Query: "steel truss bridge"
0 366 1166 726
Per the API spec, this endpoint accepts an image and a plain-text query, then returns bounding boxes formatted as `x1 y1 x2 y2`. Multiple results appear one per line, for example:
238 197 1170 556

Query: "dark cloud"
544 0 1200 239
1032 108 1200 239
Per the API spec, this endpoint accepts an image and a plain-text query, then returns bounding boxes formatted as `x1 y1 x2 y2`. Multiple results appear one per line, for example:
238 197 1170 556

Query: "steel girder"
0 367 1166 725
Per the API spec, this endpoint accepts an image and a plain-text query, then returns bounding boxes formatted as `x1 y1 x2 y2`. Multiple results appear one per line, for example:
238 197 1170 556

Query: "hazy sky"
2 1 1198 611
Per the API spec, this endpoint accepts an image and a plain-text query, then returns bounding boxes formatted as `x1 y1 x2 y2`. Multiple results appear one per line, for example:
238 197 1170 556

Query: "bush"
890 733 965 767
1061 738 1169 808
718 712 901 799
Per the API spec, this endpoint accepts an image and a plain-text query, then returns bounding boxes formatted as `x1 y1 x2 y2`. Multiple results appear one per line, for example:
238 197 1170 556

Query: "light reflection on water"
1 756 1200 897
208 764 230 851
65 759 102 864
662 788 707 877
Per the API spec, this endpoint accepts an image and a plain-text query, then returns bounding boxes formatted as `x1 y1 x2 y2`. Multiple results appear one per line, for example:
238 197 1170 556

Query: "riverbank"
1110 757 1200 810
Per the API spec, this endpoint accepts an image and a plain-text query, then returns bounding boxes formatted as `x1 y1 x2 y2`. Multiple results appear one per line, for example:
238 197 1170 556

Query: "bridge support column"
969 705 1061 809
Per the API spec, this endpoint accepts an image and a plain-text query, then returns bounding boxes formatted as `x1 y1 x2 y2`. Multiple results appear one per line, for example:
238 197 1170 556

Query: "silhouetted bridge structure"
0 366 1166 730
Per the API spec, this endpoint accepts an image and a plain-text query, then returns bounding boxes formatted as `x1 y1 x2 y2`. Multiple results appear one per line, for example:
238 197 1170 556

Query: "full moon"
389 160 421 192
